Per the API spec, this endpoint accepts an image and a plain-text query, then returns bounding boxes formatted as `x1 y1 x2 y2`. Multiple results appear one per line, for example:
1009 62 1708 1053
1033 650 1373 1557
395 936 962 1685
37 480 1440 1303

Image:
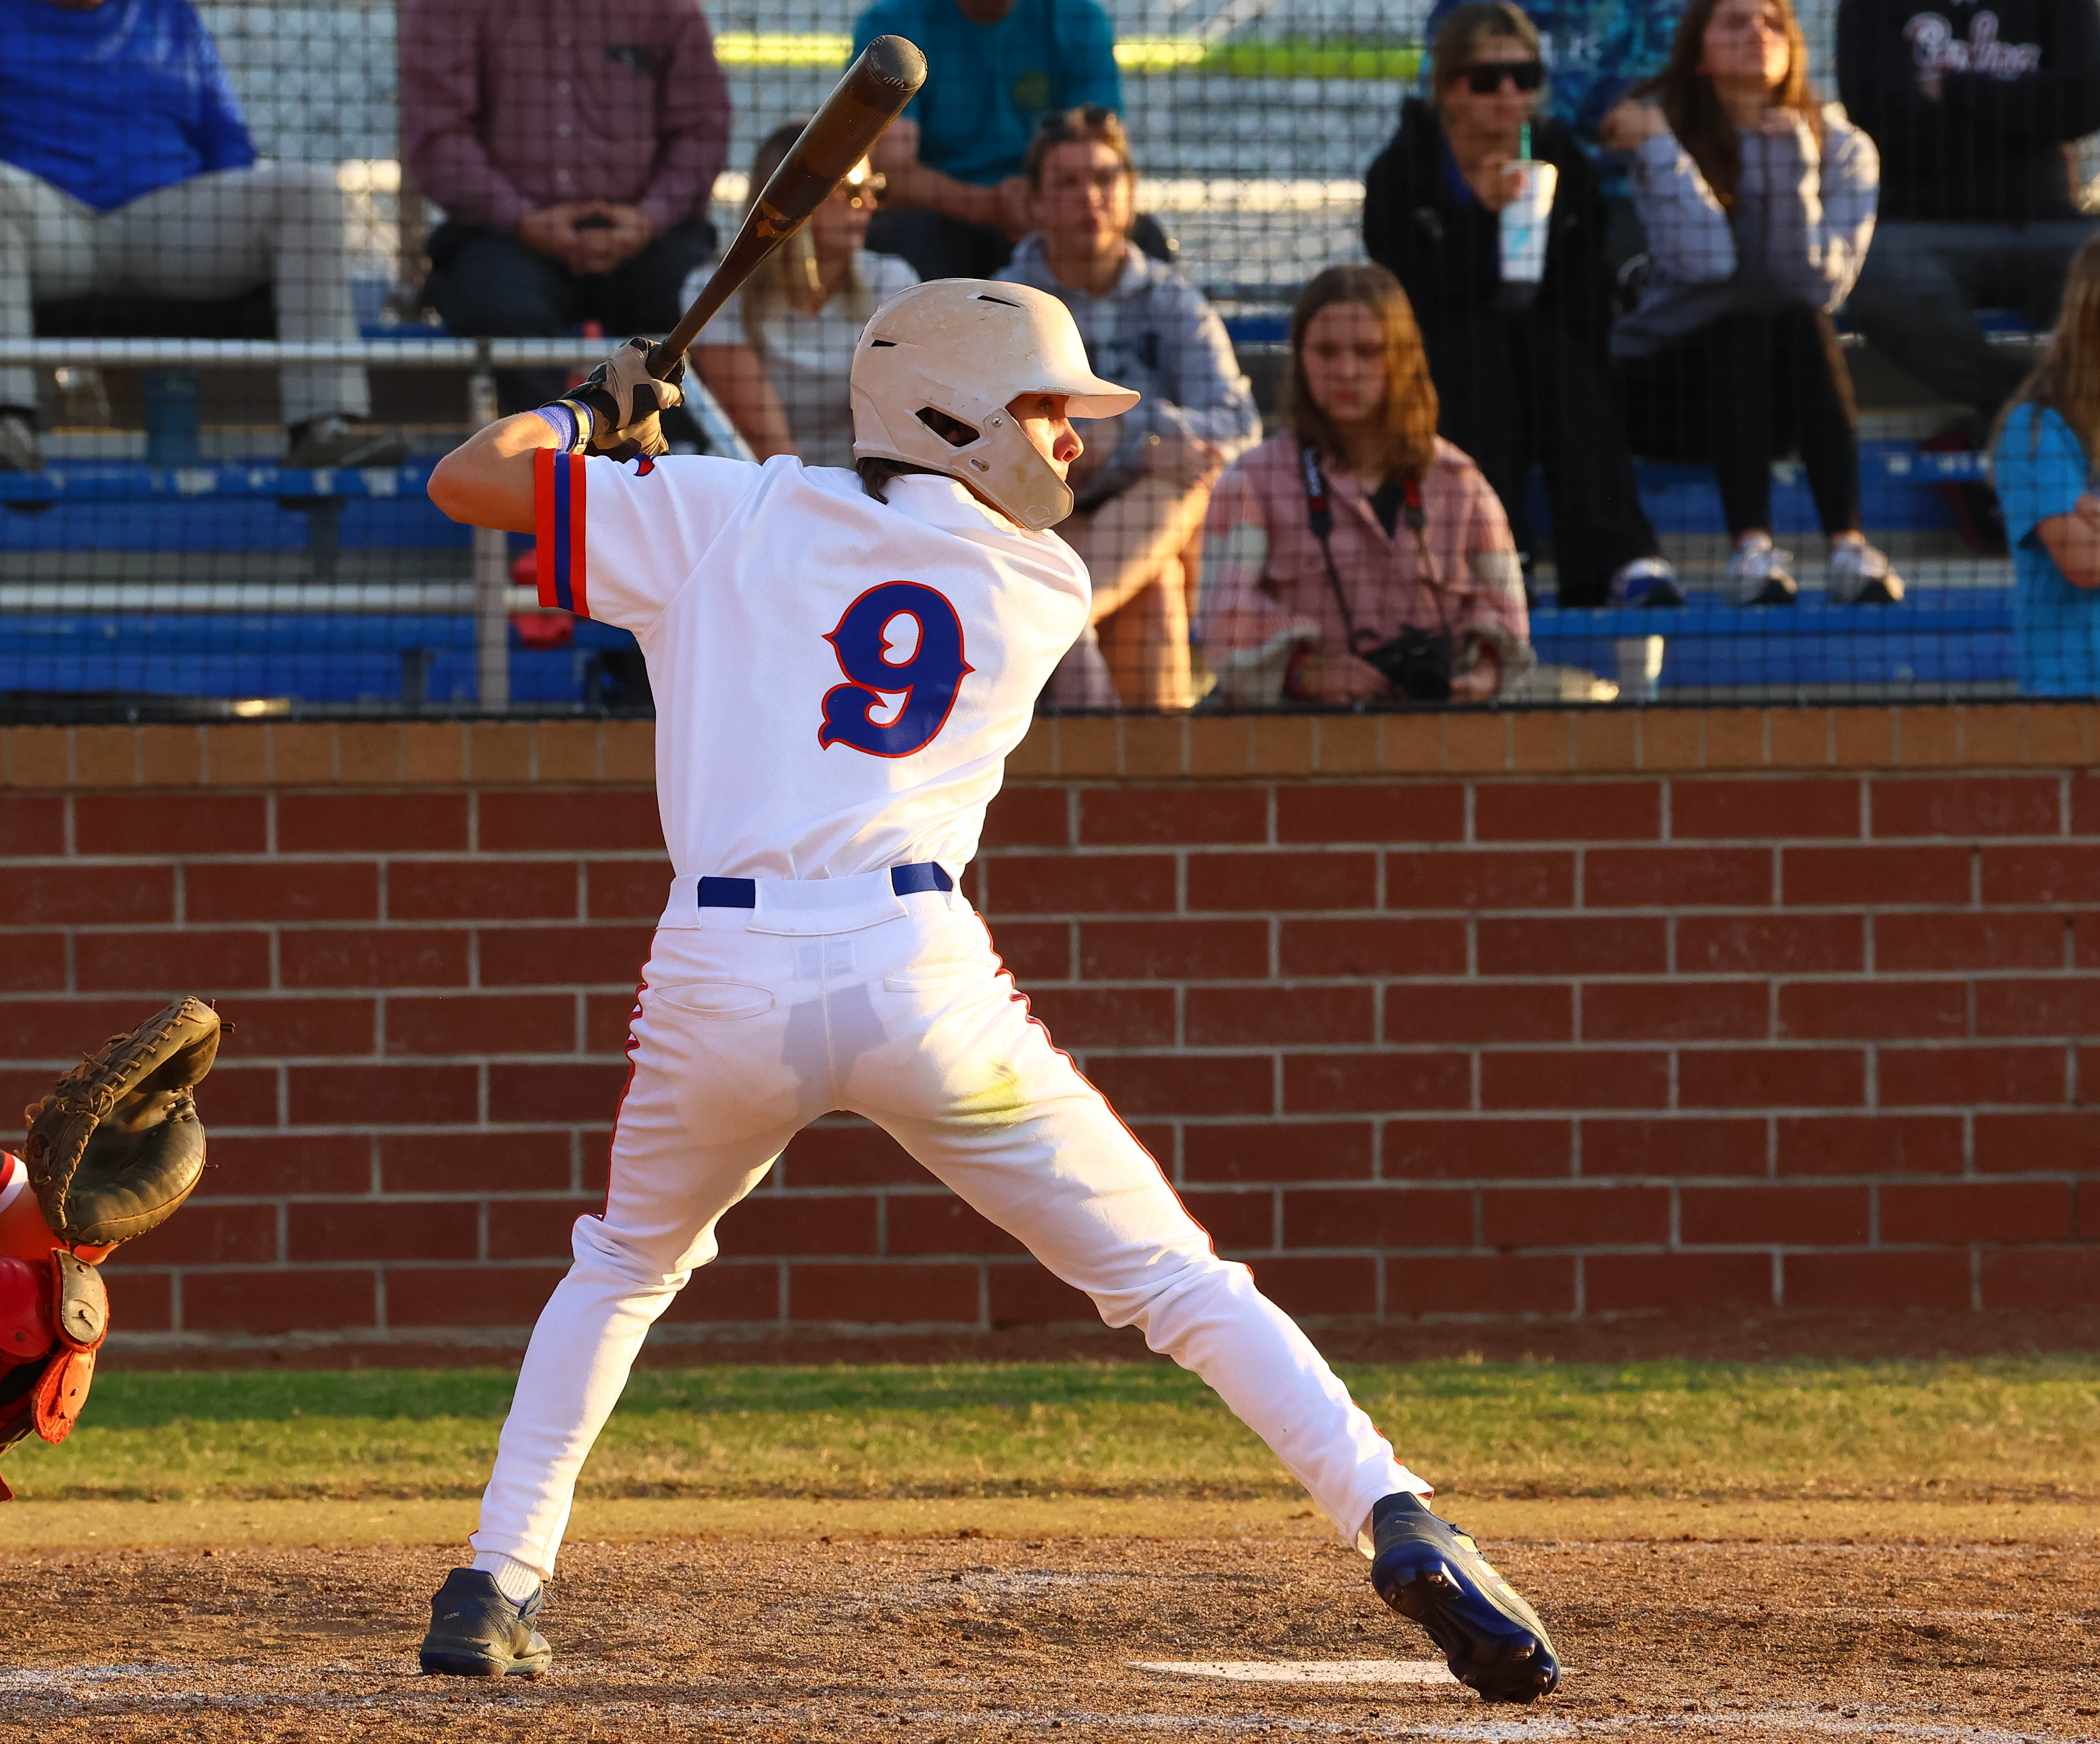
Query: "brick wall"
3 705 2096 1348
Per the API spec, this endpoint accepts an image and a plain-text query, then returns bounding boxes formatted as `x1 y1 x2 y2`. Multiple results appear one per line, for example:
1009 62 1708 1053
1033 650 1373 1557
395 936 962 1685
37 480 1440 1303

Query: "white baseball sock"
472 1551 543 1605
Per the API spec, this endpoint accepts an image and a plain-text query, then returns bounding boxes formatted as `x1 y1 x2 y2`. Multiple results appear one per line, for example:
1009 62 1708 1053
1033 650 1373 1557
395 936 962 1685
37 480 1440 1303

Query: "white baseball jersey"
534 451 1089 910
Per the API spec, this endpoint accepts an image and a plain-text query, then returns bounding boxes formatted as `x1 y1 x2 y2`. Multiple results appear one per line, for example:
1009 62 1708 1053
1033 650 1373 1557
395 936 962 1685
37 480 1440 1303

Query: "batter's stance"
417 282 1560 1704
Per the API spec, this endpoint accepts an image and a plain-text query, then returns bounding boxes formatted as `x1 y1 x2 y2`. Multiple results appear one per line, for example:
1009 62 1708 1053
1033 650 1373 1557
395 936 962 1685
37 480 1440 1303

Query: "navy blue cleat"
1369 1492 1560 1703
419 1568 553 1679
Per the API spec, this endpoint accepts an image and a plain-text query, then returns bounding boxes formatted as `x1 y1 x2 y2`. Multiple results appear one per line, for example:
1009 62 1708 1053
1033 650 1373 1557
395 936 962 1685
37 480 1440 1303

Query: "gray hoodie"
998 234 1262 500
1611 107 1880 359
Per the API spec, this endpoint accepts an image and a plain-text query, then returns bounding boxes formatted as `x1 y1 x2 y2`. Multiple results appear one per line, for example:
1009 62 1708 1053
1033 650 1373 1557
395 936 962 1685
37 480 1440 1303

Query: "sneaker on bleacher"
1826 540 1904 605
285 415 409 471
1608 557 1686 608
0 410 42 474
1726 534 1797 606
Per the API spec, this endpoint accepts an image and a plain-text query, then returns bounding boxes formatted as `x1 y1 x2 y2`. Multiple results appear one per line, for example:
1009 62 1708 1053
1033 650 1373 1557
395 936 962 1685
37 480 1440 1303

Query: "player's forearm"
428 412 561 534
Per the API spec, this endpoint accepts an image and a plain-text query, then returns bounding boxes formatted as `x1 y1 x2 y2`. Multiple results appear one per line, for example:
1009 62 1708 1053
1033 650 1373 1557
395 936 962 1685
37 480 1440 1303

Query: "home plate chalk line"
1134 1660 1458 1684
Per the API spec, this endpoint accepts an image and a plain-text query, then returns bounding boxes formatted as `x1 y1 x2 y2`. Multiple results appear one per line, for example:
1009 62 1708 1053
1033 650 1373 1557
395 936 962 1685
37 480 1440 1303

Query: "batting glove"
543 336 687 462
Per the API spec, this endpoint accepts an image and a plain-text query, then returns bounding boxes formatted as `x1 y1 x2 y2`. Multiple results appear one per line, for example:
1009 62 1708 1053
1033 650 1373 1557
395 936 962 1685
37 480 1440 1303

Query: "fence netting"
0 0 2090 720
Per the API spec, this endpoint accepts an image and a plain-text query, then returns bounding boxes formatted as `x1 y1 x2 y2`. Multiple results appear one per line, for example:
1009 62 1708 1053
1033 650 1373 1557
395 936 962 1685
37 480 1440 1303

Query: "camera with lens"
1354 626 1454 702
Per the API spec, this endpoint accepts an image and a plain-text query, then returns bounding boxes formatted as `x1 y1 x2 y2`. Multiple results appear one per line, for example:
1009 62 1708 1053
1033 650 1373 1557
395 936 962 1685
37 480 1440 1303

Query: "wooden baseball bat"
647 35 927 376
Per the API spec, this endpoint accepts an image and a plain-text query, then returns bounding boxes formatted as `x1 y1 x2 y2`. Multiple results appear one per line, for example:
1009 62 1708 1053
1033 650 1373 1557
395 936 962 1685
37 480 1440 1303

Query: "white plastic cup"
1614 634 1665 702
1498 161 1558 284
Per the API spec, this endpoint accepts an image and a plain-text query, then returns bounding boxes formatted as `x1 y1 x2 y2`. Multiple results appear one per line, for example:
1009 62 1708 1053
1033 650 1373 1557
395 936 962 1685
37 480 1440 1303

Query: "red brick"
192 1064 279 1128
1084 1053 1274 1117
96 1269 171 1332
1776 980 1968 1041
279 927 471 990
783 1121 921 1187
1237 1254 1376 1317
1784 846 1970 907
1586 1252 1772 1312
987 854 1178 915
1678 1048 1865 1108
1275 784 1465 844
182 1268 376 1334
660 1259 782 1323
1386 1253 1575 1316
584 859 675 920
1179 1189 1275 1250
1278 918 1467 977
0 932 67 992
1980 845 2100 905
707 1193 878 1256
1876 912 2065 973
987 1263 1096 1325
1385 984 1570 1045
1477 917 1666 977
75 929 273 993
1581 1118 1767 1178
202 1133 371 1197
388 861 577 922
1384 849 1574 911
1080 787 1267 846
1882 1181 2071 1245
288 1201 479 1263
1670 778 1861 840
986 921 1071 983
0 795 63 857
1585 848 1771 908
488 1061 629 1123
1079 920 1268 980
2073 773 2100 834
1381 1118 1572 1180
1676 915 1864 975
788 1261 980 1323
1187 852 1377 912
1975 977 2100 1037
586 991 639 1052
276 792 468 854
1681 1184 1868 1245
1878 1045 2067 1108
1284 1186 1471 1249
1182 1121 1374 1182
380 1131 572 1194
122 1203 278 1265
1777 1115 1963 1177
1585 981 1769 1043
1478 1049 1670 1111
1021 987 1176 1047
1282 1052 1470 1114
1474 781 1661 842
386 993 577 1057
2078 1176 2100 1239
1975 1111 2100 1173
75 794 266 857
884 1194 1027 1257
1783 1250 1970 1310
289 1063 479 1126
1187 986 1374 1047
1482 1185 1669 1247
476 925 654 987
187 861 375 924
1871 776 2059 839
0 997 179 1059
207 996 375 1059
0 865 173 925
386 1264 565 1327
479 789 663 852
1981 1248 2100 1308
981 787 1070 848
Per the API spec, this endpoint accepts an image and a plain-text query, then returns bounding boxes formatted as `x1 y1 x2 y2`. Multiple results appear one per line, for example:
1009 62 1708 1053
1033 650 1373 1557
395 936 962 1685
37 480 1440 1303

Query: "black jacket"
1362 99 1614 359
1837 0 2100 221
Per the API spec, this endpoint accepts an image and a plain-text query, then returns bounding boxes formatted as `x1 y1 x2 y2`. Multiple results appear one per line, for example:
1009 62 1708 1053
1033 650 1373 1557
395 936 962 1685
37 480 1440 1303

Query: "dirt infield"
2 1513 2093 1742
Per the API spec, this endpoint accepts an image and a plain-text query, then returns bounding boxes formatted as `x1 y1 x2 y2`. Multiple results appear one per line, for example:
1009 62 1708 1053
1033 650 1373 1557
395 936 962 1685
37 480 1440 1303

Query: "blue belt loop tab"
890 863 953 896
692 864 953 910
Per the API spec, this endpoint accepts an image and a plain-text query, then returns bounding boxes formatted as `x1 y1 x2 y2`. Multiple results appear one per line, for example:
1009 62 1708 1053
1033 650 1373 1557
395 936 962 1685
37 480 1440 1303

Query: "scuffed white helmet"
849 279 1139 530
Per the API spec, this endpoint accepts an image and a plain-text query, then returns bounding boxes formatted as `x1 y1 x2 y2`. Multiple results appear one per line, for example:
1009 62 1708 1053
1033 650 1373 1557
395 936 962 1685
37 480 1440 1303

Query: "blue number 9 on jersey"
819 582 975 757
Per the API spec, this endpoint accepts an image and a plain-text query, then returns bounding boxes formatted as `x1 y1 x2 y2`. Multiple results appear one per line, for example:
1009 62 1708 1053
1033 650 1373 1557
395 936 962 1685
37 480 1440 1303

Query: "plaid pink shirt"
400 0 731 233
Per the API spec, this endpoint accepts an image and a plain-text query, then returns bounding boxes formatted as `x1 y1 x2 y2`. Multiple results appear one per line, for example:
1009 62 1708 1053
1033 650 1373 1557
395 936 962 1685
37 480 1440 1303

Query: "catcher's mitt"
23 997 222 1250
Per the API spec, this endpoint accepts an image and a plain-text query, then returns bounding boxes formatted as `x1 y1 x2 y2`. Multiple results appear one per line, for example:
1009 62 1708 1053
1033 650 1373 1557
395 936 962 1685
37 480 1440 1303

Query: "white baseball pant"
470 868 1425 1579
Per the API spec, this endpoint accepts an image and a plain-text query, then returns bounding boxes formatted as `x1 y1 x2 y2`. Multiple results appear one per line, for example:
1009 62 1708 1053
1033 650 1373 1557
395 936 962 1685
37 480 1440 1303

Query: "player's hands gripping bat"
544 337 688 462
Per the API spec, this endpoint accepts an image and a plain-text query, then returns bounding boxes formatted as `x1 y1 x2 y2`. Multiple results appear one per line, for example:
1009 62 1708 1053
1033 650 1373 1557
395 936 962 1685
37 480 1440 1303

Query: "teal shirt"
1993 403 2100 697
850 0 1122 185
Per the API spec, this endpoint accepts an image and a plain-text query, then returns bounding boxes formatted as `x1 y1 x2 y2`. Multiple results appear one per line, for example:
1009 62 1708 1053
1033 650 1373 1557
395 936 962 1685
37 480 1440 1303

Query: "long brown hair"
1995 234 2100 462
1282 264 1439 481
738 122 876 345
1637 0 1822 208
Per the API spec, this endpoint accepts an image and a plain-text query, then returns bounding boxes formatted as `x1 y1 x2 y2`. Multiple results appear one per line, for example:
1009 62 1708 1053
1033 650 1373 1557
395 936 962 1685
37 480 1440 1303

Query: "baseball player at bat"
414 276 1561 1704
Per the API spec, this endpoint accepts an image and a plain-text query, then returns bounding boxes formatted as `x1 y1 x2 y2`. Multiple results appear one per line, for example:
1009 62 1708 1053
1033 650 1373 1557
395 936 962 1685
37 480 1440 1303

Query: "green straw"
1520 121 1531 160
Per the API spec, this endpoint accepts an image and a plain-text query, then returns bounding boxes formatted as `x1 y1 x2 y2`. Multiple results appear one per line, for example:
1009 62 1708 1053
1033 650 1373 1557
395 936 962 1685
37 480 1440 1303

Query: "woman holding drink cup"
1608 0 1900 606
1363 1 1677 608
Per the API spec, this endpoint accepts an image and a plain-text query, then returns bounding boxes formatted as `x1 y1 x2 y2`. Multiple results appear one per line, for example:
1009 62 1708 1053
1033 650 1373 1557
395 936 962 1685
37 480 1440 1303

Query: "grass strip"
9 1357 2098 1505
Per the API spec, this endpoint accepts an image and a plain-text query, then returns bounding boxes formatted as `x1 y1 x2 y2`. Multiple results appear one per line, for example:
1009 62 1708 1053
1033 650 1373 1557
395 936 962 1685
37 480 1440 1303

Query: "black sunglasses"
1462 60 1546 93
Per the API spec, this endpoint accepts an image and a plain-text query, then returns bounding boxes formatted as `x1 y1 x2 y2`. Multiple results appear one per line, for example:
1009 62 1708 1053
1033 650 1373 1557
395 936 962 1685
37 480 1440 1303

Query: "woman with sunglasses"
1363 1 1677 609
685 123 918 467
1610 0 1899 606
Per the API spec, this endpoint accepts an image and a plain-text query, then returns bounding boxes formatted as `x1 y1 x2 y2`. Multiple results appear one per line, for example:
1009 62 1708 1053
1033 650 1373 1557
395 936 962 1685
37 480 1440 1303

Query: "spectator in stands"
999 108 1259 711
0 0 400 472
401 0 731 413
1990 236 2100 694
851 0 1122 283
1609 0 1904 607
1365 2 1680 608
1839 0 2100 423
688 126 918 467
1200 264 1531 708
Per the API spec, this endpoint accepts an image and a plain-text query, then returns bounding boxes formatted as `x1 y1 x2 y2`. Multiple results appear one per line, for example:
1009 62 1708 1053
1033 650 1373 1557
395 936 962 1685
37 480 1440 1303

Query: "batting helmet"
849 280 1139 531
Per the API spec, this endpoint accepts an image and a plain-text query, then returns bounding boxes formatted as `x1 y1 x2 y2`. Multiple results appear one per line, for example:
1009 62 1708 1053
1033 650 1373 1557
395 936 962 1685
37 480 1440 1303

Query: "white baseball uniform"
472 450 1425 1583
